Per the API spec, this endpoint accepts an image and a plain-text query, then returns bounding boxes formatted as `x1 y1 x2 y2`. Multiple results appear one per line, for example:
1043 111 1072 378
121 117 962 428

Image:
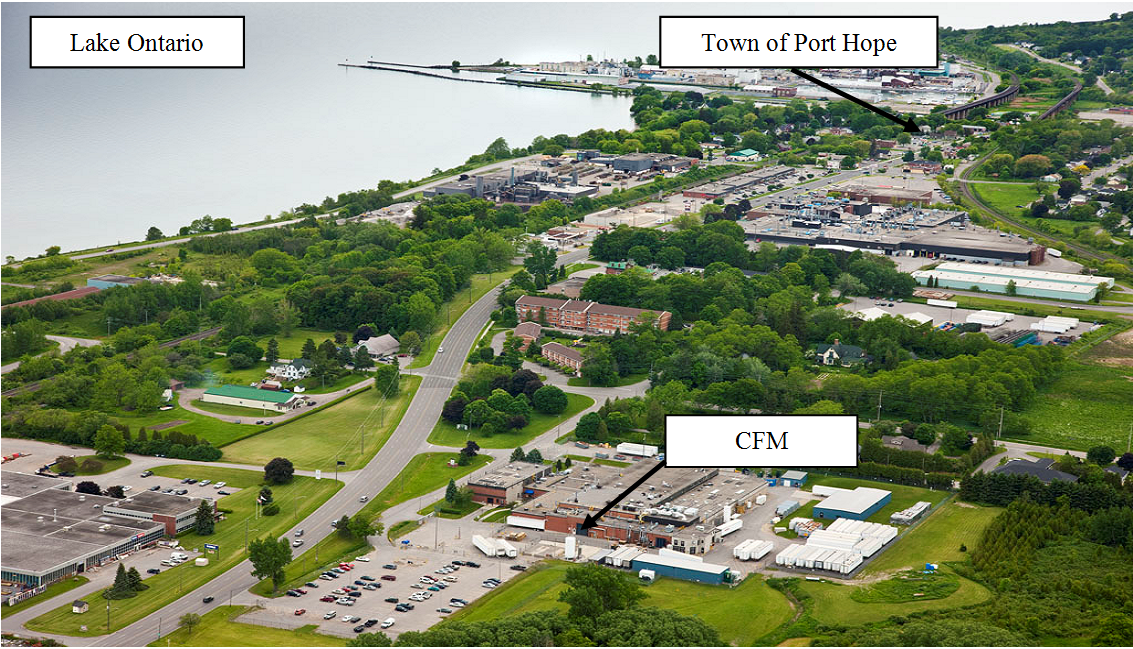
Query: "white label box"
665 415 858 468
31 16 244 68
659 16 937 68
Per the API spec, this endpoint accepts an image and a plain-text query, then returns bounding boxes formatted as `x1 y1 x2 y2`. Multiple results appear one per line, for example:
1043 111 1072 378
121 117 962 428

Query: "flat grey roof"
1 471 71 499
781 470 808 480
117 490 202 517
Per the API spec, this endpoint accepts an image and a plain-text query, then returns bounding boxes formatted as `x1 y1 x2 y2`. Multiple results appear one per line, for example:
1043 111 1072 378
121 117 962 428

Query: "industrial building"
780 471 809 488
682 166 798 200
0 472 207 587
514 296 671 334
843 185 934 205
420 167 598 205
201 384 301 412
812 486 892 521
467 461 555 506
508 463 766 554
912 262 1114 301
630 551 731 585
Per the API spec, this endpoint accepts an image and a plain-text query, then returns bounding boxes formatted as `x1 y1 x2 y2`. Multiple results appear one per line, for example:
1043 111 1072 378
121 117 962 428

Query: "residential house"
269 359 312 381
513 322 542 352
991 458 1078 484
814 341 866 367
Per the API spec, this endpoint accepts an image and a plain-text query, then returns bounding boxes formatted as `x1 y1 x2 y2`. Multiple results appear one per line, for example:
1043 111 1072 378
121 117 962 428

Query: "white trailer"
926 298 958 308
497 539 518 558
472 535 498 557
732 539 757 560
716 518 743 537
615 442 658 457
749 540 774 561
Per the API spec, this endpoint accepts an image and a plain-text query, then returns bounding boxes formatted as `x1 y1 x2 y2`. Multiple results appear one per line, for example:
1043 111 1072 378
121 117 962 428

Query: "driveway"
1 335 102 375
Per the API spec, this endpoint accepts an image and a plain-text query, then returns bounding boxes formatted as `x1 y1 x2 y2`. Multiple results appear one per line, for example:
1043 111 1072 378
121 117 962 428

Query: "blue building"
87 274 144 290
813 487 891 521
780 470 809 487
630 553 729 585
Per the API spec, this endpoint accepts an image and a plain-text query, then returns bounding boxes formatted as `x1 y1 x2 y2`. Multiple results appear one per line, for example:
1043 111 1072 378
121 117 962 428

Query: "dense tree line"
960 471 1133 512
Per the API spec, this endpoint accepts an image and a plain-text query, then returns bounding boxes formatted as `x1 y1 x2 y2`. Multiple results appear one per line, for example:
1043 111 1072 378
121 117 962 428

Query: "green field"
27 466 342 636
110 403 257 448
476 507 511 523
563 454 630 468
427 392 593 449
387 520 422 540
52 454 131 475
255 328 337 360
417 497 482 519
562 262 598 275
203 358 271 386
450 560 793 645
221 375 420 471
969 182 1043 214
796 569 992 626
863 501 1003 576
356 452 493 526
408 266 520 369
2 577 89 616
567 372 647 388
146 606 346 647
804 475 950 525
850 570 959 603
1018 362 1133 451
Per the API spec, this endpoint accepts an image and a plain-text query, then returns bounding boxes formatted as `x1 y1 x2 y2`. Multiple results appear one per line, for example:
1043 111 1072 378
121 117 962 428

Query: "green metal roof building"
202 384 299 411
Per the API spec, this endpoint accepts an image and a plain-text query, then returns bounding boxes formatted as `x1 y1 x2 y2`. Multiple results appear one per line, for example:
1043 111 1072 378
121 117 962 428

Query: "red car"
380 575 396 581
294 609 306 616
320 596 335 602
296 589 307 595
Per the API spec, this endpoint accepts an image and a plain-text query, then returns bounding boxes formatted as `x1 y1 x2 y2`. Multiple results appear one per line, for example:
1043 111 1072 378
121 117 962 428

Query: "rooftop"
991 458 1079 484
90 274 144 285
203 384 297 404
929 261 1114 287
467 462 548 490
816 486 891 515
541 342 583 363
631 552 729 574
514 322 542 337
113 490 203 517
1 471 72 501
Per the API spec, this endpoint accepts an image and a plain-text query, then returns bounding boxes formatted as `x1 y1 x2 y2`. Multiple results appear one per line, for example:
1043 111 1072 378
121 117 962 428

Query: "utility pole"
997 406 1004 439
875 390 883 422
106 600 111 632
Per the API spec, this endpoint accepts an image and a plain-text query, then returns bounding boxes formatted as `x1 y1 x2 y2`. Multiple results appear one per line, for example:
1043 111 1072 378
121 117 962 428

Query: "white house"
269 359 312 381
356 334 400 359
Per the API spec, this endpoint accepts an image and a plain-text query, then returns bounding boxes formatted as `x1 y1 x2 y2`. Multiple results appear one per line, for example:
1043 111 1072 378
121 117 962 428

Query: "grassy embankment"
146 605 347 647
222 375 421 471
27 466 342 636
51 455 131 475
427 392 594 449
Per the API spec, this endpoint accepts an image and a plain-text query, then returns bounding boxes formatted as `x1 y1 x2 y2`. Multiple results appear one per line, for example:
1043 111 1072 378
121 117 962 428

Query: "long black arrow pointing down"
578 460 666 532
790 68 921 133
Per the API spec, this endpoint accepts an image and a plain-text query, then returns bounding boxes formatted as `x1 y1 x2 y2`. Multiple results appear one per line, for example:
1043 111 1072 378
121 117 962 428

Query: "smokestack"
475 176 484 198
510 168 515 187
572 169 579 186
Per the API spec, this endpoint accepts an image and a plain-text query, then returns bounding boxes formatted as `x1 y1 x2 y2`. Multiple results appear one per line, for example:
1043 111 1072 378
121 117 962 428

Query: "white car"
437 347 444 353
380 618 395 629
324 611 336 620
121 485 132 492
214 482 226 489
354 556 370 562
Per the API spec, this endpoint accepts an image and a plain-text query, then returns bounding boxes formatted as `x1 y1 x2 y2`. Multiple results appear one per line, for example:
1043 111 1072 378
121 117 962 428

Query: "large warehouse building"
912 262 1114 301
630 551 731 585
1 472 208 587
812 486 892 521
202 384 301 412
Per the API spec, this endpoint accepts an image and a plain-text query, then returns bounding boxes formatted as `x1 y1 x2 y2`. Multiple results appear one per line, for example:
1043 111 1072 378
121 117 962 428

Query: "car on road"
324 611 336 620
359 495 368 502
438 347 444 353
382 564 396 570
294 609 306 616
510 564 527 571
203 596 214 603
293 540 304 548
148 485 161 491
140 470 153 478
147 568 160 575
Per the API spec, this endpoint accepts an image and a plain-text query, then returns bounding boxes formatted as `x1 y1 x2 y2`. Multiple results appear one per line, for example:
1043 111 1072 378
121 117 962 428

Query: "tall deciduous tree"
248 537 291 593
93 425 125 458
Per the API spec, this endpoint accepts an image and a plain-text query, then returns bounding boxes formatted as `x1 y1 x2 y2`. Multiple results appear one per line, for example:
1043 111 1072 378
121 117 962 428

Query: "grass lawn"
1017 362 1133 451
295 372 370 395
356 452 493 526
563 262 598 275
417 497 483 519
192 399 280 418
203 359 272 386
2 577 89 616
567 372 648 388
969 181 1044 215
476 507 512 523
111 403 256 447
427 392 594 449
850 570 960 603
256 328 337 360
863 501 1003 576
804 475 949 525
221 375 420 471
563 454 630 468
387 520 422 540
409 265 520 369
28 465 342 636
797 568 991 626
52 454 131 475
146 605 346 647
451 560 793 645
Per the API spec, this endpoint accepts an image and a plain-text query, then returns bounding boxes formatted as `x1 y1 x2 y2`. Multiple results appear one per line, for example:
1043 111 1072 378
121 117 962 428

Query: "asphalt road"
65 247 590 647
0 335 101 375
999 44 1113 96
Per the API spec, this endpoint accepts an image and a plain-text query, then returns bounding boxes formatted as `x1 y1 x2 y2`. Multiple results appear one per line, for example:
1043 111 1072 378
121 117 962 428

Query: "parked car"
324 611 336 620
381 575 396 581
382 564 397 570
217 491 231 496
148 485 161 491
380 618 395 629
352 625 366 633
360 575 375 581
305 582 318 589
320 595 335 602
384 597 399 604
510 564 528 571
199 479 210 486
294 609 306 616
147 568 160 575
355 556 370 562
436 607 453 614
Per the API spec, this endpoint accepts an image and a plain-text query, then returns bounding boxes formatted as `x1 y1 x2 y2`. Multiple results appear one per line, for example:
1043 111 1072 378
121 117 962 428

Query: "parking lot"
243 537 526 639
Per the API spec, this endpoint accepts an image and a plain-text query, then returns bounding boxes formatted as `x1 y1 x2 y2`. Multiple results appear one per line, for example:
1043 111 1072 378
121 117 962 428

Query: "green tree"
558 563 646 623
347 631 393 647
353 346 374 369
510 447 525 462
532 385 568 414
264 457 295 485
400 331 422 355
93 425 125 458
445 478 460 504
265 338 280 365
1005 279 1017 296
179 613 201 635
1087 445 1116 466
301 338 318 360
194 500 215 535
145 227 164 241
248 536 292 593
525 449 544 464
227 336 263 362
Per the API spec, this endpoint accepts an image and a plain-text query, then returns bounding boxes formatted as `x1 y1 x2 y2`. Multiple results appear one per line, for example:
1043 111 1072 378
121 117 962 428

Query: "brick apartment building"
514 296 671 334
541 342 583 374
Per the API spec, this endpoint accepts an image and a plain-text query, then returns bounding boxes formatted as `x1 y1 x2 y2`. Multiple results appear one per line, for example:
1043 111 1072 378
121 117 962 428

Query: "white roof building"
356 334 400 358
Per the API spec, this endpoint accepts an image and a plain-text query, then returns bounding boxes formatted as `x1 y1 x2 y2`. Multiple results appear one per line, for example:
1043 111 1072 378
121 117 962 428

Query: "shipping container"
472 535 498 557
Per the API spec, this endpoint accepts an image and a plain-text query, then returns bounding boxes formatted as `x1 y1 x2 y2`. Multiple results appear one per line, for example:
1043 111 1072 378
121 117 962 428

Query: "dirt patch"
148 419 189 431
954 501 978 509
1082 326 1133 368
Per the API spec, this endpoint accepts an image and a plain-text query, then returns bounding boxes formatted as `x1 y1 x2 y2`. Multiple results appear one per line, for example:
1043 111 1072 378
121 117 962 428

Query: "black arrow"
578 460 666 532
790 68 920 133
